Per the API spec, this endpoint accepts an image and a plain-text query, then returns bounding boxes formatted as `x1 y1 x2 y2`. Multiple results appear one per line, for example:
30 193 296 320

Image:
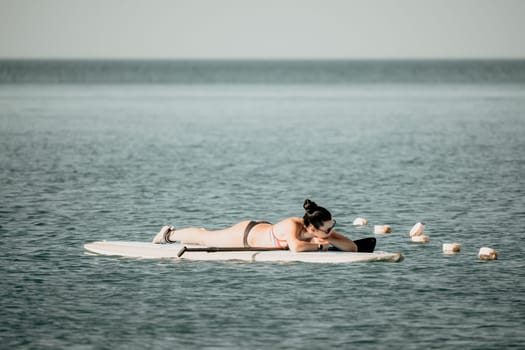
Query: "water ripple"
1 82 525 349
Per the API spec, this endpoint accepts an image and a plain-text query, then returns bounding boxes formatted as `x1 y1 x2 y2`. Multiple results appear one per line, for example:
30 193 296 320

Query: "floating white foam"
478 247 498 260
442 243 461 254
353 217 368 226
374 225 391 234
411 235 430 243
409 222 424 237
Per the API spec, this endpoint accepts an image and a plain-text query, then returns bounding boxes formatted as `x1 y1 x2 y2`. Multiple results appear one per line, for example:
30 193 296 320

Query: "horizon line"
2 57 525 62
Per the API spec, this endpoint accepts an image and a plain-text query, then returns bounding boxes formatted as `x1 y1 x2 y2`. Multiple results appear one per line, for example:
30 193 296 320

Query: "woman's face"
314 219 336 236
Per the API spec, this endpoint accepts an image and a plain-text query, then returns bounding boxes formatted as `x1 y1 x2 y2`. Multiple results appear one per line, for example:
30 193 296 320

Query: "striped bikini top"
270 226 288 248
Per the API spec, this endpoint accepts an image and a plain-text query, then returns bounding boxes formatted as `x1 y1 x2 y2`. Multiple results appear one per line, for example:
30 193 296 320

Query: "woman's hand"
311 237 330 251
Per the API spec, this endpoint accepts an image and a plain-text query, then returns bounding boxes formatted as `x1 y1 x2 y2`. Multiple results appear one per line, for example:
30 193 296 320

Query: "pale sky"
0 0 524 59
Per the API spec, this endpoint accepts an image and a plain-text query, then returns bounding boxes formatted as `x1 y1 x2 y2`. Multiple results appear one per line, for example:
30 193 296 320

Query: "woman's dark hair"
303 199 332 229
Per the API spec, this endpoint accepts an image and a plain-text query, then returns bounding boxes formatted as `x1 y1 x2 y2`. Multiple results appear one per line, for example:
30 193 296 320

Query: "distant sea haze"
1 59 525 84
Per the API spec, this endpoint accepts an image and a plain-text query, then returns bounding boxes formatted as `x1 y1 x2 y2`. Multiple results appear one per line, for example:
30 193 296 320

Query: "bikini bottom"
243 220 271 248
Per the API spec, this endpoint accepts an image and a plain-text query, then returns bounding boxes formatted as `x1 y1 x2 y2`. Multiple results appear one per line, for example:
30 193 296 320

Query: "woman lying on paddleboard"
152 199 358 252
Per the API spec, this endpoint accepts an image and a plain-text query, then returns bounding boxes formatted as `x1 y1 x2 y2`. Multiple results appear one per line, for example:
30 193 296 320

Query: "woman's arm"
318 231 358 252
279 219 329 252
288 238 329 252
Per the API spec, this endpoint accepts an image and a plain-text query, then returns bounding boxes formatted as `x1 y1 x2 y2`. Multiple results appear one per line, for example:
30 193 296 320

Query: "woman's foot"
152 225 176 244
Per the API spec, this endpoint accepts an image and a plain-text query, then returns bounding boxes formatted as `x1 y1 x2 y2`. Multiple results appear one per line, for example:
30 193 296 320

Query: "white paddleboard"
84 241 404 263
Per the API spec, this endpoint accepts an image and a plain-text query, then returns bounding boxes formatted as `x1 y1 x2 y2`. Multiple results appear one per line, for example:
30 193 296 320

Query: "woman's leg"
153 221 250 247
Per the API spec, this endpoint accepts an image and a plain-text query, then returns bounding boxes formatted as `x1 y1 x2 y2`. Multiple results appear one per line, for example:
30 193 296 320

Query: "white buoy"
409 222 424 237
411 235 430 243
374 225 391 234
353 217 368 226
442 243 461 254
478 247 498 260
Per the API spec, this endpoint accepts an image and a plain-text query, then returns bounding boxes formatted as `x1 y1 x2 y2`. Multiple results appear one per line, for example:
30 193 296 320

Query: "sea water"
1 60 525 349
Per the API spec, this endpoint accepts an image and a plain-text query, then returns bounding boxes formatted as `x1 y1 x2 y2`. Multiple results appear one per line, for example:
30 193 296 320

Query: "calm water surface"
1 61 525 349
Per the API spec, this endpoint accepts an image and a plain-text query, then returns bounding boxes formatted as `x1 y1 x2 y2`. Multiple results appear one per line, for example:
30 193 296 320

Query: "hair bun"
303 199 318 214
